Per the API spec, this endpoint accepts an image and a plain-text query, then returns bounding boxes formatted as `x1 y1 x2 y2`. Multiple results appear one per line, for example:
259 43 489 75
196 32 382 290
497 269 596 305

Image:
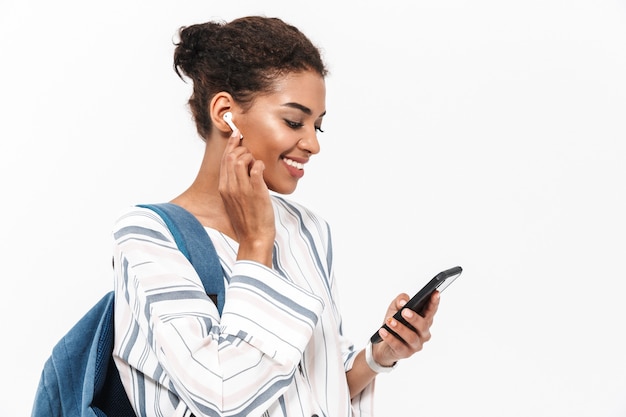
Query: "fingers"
248 160 267 188
385 310 429 347
220 129 257 189
395 294 410 310
379 291 441 358
383 293 409 322
399 307 431 344
220 130 244 178
223 128 243 153
402 292 439 339
376 319 422 361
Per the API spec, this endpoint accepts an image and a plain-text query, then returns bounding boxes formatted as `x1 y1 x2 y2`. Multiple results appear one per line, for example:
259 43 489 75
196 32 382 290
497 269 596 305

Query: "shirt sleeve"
112 206 325 417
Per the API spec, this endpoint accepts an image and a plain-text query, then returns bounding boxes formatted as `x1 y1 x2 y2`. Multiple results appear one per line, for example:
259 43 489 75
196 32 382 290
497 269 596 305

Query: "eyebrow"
282 102 327 118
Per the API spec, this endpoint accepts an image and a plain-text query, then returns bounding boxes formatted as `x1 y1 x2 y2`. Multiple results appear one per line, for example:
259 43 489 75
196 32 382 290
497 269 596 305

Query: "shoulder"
111 204 176 241
113 204 167 226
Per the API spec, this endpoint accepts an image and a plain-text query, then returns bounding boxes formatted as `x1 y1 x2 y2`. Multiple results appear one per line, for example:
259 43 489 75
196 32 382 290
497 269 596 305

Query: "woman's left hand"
373 291 440 366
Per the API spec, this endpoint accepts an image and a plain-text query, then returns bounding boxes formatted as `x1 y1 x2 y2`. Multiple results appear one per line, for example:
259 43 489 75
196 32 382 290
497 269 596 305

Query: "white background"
1 1 625 416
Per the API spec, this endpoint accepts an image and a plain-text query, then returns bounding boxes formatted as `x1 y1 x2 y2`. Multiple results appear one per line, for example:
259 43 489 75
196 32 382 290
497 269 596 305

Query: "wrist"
365 340 397 373
236 238 274 267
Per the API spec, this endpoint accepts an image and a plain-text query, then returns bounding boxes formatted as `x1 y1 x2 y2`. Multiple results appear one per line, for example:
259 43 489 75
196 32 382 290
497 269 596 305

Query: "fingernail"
402 309 414 319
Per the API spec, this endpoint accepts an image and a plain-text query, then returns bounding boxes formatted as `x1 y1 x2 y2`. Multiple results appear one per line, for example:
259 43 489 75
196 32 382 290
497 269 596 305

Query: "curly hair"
173 16 328 140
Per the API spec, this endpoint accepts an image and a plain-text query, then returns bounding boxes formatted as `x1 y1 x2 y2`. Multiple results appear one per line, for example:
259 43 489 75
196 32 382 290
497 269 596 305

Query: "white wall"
1 1 625 416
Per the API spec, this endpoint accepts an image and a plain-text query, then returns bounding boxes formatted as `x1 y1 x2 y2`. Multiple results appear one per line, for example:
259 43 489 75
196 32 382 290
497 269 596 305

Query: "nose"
298 128 321 155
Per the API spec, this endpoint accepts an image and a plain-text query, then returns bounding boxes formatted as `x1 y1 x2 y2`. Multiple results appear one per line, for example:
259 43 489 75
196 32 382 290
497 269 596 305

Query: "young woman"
111 16 440 417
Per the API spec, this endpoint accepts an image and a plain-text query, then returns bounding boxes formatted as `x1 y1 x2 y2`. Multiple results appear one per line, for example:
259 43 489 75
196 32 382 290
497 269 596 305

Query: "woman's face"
237 70 326 195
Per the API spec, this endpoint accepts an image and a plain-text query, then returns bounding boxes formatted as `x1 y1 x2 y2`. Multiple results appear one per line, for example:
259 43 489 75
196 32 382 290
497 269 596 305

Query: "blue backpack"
31 203 225 417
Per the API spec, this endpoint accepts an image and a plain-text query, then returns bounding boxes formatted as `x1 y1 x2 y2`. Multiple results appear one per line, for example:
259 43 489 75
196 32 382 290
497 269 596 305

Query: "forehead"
257 71 326 115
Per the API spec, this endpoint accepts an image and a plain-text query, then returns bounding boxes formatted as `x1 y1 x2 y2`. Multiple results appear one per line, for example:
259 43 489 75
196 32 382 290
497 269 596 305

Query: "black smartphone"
370 266 463 344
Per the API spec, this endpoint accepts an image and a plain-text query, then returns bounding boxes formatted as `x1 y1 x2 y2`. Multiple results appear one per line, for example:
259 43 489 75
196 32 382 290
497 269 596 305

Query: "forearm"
118 259 325 416
346 349 378 398
346 341 398 398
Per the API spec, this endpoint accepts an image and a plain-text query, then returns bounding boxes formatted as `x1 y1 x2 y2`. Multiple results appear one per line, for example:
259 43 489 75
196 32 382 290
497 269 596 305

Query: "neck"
171 139 235 236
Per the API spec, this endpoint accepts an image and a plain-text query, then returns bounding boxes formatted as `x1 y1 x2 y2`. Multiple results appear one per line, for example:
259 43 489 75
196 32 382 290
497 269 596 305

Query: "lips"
282 157 306 179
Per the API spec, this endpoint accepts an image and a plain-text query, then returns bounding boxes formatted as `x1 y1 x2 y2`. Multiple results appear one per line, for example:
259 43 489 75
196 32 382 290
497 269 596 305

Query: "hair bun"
174 22 222 79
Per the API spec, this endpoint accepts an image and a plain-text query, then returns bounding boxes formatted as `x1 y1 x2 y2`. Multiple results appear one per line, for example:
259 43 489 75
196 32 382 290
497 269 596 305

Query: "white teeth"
283 157 304 170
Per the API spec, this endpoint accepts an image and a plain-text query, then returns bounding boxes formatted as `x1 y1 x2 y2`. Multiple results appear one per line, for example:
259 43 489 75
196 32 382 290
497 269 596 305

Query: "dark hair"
173 16 328 140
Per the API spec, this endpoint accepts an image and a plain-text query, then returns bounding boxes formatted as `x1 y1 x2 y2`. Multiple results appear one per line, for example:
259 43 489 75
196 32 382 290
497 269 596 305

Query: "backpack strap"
138 203 225 315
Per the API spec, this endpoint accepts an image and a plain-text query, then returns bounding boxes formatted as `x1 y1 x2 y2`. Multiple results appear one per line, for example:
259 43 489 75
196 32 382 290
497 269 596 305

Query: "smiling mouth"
283 157 304 170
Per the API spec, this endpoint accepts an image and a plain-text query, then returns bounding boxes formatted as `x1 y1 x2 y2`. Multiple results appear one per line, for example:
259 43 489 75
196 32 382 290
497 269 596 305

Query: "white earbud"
223 112 238 132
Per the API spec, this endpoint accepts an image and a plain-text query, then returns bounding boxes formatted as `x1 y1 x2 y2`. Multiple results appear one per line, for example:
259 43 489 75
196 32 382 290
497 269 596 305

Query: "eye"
285 120 303 129
315 126 325 133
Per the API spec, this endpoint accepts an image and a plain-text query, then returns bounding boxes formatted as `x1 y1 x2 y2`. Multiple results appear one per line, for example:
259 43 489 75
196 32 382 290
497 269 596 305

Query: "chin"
268 181 298 195
271 187 297 195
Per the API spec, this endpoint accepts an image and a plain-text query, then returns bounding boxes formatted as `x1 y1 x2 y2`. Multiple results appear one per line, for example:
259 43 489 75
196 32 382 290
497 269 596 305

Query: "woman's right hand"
219 128 276 267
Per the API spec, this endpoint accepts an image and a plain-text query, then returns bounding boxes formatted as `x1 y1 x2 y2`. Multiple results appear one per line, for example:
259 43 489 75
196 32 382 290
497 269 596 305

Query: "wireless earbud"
223 112 238 132
223 111 243 140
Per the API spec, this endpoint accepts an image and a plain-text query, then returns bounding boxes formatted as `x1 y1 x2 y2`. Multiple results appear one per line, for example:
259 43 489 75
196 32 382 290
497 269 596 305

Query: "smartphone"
370 266 463 344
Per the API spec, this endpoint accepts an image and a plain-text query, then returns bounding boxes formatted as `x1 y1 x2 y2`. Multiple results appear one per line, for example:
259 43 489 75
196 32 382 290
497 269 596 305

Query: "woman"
111 16 440 417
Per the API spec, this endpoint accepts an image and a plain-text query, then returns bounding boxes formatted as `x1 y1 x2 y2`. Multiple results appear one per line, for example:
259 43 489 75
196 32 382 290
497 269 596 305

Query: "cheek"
250 145 278 166
251 134 288 162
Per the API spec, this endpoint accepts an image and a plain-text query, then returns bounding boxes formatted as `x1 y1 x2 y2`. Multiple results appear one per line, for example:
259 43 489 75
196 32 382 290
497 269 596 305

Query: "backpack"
31 203 225 417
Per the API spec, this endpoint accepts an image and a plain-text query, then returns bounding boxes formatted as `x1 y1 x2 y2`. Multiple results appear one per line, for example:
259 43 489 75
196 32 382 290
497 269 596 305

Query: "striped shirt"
112 195 375 417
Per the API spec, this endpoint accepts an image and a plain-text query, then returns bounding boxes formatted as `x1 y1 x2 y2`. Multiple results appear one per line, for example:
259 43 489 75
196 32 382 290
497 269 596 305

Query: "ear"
210 92 238 135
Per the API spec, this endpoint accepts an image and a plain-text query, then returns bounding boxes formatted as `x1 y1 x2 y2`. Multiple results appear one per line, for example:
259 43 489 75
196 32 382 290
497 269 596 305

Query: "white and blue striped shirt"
112 196 375 417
